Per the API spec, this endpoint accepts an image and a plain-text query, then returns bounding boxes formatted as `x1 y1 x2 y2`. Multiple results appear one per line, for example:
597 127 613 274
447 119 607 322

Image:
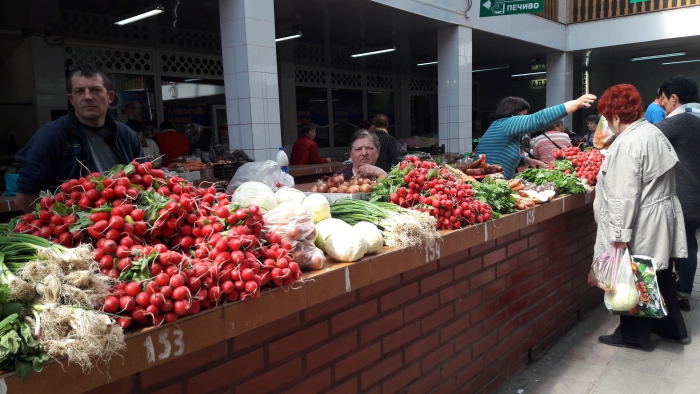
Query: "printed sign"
531 79 547 90
165 106 212 127
480 0 545 17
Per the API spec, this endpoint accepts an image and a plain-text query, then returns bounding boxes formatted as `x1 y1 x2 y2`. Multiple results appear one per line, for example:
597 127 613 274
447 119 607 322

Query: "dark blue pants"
672 221 700 298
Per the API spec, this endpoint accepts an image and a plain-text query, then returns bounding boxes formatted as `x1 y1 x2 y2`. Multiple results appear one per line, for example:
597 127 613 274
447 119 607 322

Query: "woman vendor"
334 129 386 180
290 123 331 165
475 93 596 179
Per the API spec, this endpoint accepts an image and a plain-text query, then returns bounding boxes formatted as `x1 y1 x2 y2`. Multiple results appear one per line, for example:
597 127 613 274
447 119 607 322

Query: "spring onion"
330 199 440 249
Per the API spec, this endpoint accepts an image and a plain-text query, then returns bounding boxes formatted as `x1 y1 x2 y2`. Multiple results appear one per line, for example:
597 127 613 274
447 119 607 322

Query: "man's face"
350 136 378 167
306 129 317 140
136 131 143 141
587 121 596 132
67 73 114 124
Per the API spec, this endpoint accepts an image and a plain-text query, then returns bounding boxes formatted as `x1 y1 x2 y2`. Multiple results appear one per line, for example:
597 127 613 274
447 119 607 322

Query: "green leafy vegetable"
516 168 584 195
469 178 516 219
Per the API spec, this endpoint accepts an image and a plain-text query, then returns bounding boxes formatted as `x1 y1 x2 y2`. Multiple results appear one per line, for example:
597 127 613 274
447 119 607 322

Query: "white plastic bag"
589 244 621 292
262 204 317 241
226 160 294 193
604 249 640 312
292 239 326 270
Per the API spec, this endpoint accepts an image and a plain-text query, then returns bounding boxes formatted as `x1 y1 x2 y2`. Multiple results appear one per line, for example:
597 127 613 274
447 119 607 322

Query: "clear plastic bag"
593 116 616 149
226 160 294 193
262 204 317 241
588 244 621 292
604 249 640 312
292 239 326 270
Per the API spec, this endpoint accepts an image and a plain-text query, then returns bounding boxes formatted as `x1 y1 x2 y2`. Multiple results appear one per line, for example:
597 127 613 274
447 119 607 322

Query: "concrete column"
546 52 574 129
220 0 281 161
437 26 472 154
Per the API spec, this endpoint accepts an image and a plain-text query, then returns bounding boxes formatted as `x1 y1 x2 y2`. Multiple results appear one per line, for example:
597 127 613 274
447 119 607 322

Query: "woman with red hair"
594 84 689 348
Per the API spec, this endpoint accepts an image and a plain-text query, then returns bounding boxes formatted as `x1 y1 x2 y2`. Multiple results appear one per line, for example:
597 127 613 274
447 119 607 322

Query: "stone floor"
495 256 700 394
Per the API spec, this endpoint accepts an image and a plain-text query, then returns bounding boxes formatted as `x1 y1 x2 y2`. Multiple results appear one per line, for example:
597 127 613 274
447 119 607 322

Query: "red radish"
161 299 174 312
125 282 141 297
136 292 151 307
118 318 131 329
155 273 170 287
145 281 161 295
174 300 190 316
172 286 189 301
120 296 135 312
102 296 119 313
150 293 165 307
160 286 173 299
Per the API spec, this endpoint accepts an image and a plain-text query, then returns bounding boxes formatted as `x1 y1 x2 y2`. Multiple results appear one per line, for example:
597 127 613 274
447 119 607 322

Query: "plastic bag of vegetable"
612 254 668 319
588 244 621 292
263 204 317 241
593 115 615 149
604 248 640 312
292 239 326 270
226 160 294 193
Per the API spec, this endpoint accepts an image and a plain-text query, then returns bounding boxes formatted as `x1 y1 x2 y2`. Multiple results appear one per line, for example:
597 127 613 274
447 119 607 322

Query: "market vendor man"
334 129 387 180
14 64 143 213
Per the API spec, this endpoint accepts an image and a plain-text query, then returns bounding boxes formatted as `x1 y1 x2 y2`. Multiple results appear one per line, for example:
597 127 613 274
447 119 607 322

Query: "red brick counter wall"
90 204 600 394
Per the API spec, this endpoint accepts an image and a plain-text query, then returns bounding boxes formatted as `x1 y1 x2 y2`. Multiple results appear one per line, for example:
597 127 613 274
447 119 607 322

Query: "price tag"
526 210 535 225
144 328 185 364
585 192 591 204
315 167 323 174
425 242 441 263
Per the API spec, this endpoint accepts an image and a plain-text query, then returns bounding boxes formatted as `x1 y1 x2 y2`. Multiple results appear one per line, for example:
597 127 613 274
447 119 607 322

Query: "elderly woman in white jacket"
594 84 689 348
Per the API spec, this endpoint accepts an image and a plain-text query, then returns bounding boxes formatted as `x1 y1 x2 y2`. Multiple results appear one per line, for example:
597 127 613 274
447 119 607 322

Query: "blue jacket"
16 111 143 195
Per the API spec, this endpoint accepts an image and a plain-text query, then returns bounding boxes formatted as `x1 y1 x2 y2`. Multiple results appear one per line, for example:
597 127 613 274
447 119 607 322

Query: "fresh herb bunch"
549 159 575 173
517 168 585 195
469 178 516 219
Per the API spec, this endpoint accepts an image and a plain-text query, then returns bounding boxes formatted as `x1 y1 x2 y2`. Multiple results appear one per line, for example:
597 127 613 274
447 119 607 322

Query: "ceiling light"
115 5 165 25
511 71 546 78
473 65 509 73
629 52 686 61
661 59 700 65
184 78 200 82
351 47 396 58
275 32 302 42
417 61 437 66
368 91 382 93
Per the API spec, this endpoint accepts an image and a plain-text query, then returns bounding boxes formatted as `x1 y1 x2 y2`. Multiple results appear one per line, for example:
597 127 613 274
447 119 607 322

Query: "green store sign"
480 0 545 17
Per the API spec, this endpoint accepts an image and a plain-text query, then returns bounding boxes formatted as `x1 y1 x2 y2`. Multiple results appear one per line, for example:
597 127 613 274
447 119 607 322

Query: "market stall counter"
288 161 350 184
3 191 600 394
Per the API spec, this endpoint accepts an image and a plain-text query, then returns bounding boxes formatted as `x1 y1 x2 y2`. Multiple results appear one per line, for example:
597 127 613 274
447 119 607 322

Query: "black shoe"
678 299 691 312
678 335 692 345
598 334 641 349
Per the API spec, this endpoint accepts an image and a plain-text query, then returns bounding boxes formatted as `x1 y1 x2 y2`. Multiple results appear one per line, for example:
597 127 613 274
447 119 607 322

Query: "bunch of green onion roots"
0 234 124 379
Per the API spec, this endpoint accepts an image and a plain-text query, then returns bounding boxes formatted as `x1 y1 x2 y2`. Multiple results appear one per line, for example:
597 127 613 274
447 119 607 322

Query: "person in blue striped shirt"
476 94 597 179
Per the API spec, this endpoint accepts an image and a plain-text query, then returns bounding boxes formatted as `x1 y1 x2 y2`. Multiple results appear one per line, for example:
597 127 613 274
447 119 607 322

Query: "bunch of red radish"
572 149 605 186
12 160 304 329
388 156 492 230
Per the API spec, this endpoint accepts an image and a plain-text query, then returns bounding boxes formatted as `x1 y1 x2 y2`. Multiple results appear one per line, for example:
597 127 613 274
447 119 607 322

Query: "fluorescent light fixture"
417 61 437 66
275 32 302 42
661 59 700 65
184 78 200 82
368 91 382 93
511 71 546 78
473 65 509 73
351 47 395 58
115 5 164 25
629 52 686 61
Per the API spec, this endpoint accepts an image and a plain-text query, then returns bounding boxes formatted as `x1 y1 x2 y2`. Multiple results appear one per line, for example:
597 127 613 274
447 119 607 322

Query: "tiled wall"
88 204 600 394
220 0 282 161
438 26 473 154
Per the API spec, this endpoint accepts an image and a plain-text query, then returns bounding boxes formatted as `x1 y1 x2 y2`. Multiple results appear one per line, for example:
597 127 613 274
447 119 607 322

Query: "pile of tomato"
12 160 302 329
387 156 492 230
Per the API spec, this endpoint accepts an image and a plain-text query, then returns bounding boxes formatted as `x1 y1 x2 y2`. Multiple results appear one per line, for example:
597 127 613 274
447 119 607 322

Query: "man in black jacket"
371 113 398 173
15 64 142 212
655 75 700 312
